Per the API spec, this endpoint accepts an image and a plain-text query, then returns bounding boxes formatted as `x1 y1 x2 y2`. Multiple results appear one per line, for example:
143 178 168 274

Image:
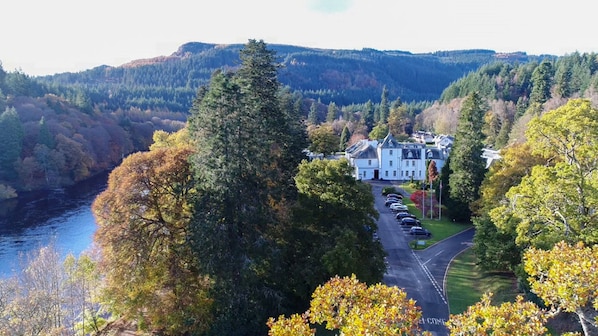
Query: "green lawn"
392 182 519 312
396 190 472 249
445 248 520 314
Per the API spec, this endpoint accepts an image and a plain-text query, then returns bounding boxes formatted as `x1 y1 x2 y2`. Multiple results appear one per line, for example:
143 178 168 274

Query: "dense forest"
0 66 186 197
35 43 541 112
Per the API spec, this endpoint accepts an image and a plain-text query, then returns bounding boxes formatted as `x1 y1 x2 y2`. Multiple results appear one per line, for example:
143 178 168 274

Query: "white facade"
345 133 447 181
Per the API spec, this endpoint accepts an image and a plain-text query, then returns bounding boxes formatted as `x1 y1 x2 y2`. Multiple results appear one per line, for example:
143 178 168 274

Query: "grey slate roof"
353 145 379 159
402 148 422 159
379 132 400 148
425 148 445 160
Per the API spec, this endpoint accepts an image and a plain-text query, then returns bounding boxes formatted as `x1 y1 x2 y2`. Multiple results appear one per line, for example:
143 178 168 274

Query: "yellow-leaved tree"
524 241 598 335
445 293 549 335
267 274 430 336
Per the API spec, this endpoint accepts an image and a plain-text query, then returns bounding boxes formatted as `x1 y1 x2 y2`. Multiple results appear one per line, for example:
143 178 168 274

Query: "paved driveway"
368 180 474 336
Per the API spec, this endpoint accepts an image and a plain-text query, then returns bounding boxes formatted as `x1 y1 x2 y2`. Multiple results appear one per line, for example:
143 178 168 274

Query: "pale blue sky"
1 0 596 76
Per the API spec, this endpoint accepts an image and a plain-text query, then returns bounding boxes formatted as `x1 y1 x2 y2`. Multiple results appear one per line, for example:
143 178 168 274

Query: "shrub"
381 186 397 196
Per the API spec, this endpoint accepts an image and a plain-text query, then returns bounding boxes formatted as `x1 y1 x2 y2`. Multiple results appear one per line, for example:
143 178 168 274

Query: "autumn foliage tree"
524 241 598 335
446 293 549 336
92 144 212 334
268 275 430 336
490 99 598 249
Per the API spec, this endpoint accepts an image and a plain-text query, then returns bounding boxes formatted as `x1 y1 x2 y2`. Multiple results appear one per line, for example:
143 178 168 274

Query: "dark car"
395 212 416 220
409 226 431 237
399 217 421 226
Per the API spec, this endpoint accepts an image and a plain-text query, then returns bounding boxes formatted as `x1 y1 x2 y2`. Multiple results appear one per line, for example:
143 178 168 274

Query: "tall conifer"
188 40 307 335
0 107 24 180
447 92 487 222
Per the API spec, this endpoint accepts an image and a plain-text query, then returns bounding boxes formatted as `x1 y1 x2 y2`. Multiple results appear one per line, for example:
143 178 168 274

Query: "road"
368 180 474 336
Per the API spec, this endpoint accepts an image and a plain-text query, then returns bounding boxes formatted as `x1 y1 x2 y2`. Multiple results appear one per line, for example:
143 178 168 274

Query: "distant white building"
434 134 455 150
345 133 447 181
481 148 502 168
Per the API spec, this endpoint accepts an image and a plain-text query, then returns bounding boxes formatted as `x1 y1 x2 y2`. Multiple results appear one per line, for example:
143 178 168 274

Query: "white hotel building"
344 133 448 181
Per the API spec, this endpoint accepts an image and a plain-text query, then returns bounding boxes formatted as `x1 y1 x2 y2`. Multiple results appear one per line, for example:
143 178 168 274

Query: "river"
0 172 109 276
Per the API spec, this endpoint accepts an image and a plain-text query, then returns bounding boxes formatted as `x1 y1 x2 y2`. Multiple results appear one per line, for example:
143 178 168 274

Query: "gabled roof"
425 148 444 160
352 144 378 160
402 148 422 159
379 132 400 149
345 140 365 155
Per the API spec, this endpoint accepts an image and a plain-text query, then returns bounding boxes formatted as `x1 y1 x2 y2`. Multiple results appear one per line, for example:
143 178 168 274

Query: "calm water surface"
0 172 108 276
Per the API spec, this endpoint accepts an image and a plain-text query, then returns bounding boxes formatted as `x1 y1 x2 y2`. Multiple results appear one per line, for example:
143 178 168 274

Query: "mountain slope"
37 42 544 112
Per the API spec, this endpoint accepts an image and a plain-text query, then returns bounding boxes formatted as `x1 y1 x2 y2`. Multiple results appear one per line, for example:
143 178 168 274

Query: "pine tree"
0 107 24 180
339 124 351 151
188 40 307 336
362 99 374 130
308 101 318 125
379 85 390 123
38 116 55 149
529 60 553 105
326 101 337 122
447 92 487 222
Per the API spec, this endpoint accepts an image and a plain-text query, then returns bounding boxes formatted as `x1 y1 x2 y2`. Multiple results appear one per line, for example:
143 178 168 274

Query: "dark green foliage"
188 40 308 336
286 159 386 305
378 85 390 123
472 214 522 272
307 100 318 124
35 46 509 113
494 117 512 149
447 92 487 222
37 116 55 149
189 69 271 335
339 125 350 151
529 60 554 105
326 101 337 122
0 107 24 180
381 186 398 196
362 99 375 130
4 70 44 97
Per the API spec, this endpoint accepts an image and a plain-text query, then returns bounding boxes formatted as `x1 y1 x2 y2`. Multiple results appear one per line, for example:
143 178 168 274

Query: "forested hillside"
415 51 598 149
0 65 185 197
36 42 540 112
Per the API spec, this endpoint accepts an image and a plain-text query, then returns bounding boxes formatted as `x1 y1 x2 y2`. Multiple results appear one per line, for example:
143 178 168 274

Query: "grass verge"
399 195 472 249
445 248 520 315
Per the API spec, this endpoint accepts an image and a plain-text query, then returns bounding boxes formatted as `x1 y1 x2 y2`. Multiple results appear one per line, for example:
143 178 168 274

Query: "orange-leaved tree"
92 143 212 334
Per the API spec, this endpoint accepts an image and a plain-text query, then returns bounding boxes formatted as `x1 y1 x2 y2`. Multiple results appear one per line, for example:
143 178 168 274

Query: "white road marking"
412 250 447 304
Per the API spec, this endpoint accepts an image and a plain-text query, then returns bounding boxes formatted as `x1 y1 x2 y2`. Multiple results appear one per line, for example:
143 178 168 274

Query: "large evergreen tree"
447 92 487 222
188 40 307 336
529 60 553 105
362 99 375 131
378 85 390 123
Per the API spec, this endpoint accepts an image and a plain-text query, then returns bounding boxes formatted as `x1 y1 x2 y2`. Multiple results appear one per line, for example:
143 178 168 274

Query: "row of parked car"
385 193 431 237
